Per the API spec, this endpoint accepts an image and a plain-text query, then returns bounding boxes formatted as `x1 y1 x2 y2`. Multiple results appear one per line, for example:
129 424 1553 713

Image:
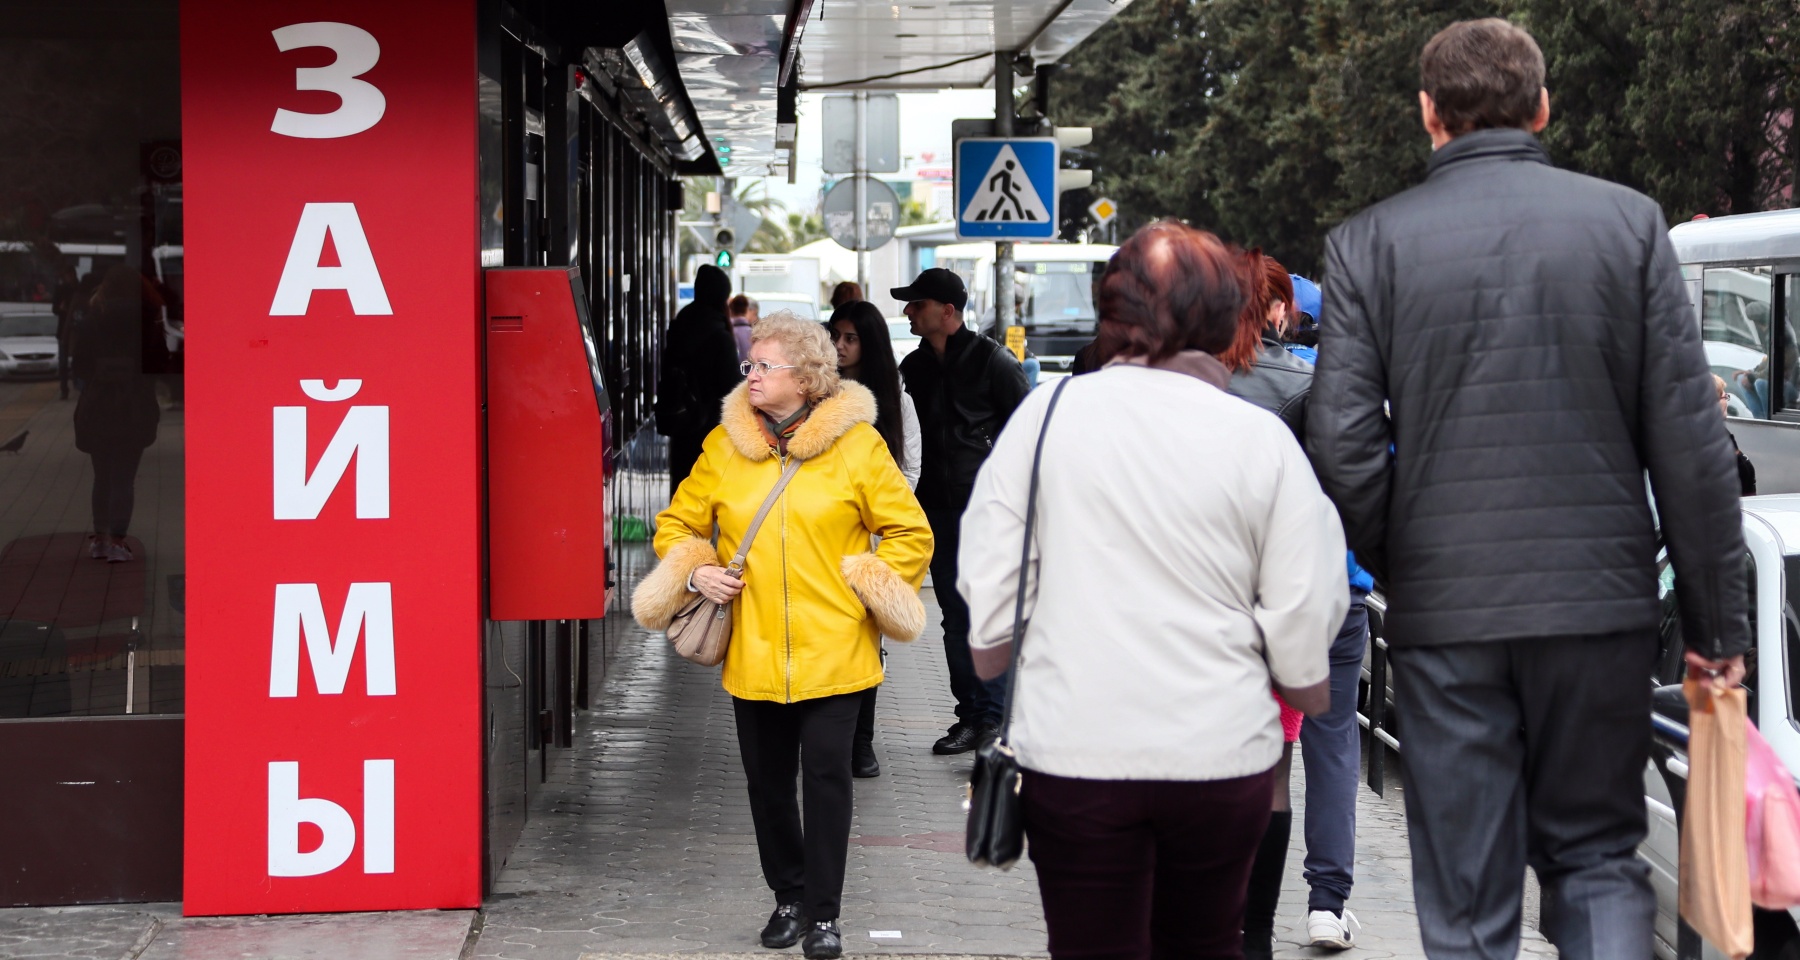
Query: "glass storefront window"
0 2 183 718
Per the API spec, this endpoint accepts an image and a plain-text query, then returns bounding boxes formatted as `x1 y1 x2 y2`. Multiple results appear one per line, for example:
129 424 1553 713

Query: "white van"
931 242 1117 373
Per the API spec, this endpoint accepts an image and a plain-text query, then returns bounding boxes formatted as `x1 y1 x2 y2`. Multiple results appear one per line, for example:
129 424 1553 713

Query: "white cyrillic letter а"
363 759 395 874
273 404 389 520
267 761 356 877
269 582 396 697
270 203 393 315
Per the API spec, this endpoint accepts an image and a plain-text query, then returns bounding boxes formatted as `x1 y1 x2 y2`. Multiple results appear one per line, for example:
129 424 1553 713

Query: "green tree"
1052 0 1228 236
1052 0 1796 274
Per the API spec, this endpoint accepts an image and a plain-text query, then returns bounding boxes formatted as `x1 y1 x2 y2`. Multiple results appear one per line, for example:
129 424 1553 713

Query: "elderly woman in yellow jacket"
633 311 932 960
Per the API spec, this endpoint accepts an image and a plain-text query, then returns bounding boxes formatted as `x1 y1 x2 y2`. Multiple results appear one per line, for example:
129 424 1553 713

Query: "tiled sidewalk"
472 579 1559 959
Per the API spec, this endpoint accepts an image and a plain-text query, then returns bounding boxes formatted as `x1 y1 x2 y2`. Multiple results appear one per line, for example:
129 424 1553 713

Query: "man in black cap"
893 267 1031 754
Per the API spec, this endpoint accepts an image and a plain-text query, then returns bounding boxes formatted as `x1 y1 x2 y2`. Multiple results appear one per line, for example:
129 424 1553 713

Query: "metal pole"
854 91 869 294
994 51 1015 340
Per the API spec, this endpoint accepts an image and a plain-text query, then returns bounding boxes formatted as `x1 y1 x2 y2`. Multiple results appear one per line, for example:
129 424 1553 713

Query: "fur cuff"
632 538 719 631
842 553 926 642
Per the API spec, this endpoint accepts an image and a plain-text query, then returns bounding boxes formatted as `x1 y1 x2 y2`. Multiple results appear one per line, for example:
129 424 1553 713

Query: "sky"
760 89 998 215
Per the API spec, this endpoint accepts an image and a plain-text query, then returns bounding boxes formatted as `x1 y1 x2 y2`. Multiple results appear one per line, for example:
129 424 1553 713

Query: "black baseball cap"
891 268 967 311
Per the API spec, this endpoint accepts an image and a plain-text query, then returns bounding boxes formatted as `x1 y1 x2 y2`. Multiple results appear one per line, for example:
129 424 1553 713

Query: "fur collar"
720 380 876 461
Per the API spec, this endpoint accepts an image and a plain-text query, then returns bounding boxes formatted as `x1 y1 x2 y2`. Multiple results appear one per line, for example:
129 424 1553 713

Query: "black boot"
1241 810 1292 960
760 903 805 948
853 686 880 777
802 920 842 959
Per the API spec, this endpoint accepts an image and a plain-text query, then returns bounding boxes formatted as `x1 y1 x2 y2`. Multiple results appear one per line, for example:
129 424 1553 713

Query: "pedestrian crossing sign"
955 137 1059 240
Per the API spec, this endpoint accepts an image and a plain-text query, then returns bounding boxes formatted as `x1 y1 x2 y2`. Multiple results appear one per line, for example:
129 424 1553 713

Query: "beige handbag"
666 457 802 666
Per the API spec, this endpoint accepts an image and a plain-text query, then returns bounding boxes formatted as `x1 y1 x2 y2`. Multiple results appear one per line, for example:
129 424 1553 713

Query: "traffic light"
714 226 736 249
1053 126 1095 194
715 249 734 270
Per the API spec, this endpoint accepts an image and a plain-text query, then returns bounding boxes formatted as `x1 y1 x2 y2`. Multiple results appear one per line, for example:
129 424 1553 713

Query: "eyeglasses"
740 360 798 377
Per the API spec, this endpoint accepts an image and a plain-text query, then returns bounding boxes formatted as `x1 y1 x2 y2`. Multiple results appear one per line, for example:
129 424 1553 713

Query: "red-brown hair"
1094 220 1248 365
1219 251 1295 373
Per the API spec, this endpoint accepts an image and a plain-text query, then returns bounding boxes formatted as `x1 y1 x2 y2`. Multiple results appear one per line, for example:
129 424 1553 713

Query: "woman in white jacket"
959 221 1347 960
829 299 922 779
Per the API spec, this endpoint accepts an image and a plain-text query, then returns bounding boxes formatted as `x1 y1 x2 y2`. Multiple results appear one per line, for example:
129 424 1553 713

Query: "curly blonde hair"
751 311 841 403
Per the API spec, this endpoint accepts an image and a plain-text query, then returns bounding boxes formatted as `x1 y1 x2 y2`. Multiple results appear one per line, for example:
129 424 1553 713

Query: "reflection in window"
1705 266 1780 419
0 3 183 718
1784 276 1800 421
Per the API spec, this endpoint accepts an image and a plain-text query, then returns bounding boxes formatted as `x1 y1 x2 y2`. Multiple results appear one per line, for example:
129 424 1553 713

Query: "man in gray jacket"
1307 19 1748 960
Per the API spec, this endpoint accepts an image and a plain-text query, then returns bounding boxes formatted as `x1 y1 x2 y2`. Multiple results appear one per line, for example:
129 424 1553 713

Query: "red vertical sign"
182 1 481 914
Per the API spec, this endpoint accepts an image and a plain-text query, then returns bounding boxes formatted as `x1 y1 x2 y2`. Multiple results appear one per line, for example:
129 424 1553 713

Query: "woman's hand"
692 564 746 604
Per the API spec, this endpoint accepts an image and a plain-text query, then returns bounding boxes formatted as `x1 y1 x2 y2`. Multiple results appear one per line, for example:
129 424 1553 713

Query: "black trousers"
734 692 862 921
1022 767 1275 959
924 506 1006 726
1391 630 1657 960
89 446 145 538
668 431 705 499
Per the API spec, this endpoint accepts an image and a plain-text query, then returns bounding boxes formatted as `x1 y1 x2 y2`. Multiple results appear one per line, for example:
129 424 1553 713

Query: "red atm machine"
484 267 611 620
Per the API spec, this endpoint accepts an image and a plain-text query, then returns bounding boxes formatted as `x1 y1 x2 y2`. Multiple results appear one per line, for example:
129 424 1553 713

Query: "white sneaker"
1306 908 1359 949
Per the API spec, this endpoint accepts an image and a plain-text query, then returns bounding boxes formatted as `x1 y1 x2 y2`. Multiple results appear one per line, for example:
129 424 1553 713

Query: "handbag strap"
997 376 1071 741
726 456 803 574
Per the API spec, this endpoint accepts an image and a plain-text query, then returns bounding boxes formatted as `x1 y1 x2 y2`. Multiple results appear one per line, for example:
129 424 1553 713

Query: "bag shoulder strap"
998 377 1071 740
727 456 802 573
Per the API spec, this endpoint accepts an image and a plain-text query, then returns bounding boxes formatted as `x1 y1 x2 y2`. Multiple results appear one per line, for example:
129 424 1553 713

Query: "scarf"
758 405 811 457
1105 349 1232 391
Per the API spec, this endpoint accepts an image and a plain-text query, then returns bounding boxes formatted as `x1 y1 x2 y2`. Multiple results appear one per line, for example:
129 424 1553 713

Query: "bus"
932 242 1117 374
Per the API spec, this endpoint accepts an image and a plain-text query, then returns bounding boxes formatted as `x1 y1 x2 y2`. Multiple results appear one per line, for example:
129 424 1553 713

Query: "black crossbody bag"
966 376 1070 870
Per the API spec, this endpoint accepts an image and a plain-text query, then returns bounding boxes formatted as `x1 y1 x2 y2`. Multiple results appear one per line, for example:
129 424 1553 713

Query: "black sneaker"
760 903 804 949
932 721 979 755
802 920 842 959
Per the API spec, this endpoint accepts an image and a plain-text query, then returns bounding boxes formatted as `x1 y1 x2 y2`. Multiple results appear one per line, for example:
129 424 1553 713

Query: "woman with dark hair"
959 221 1345 959
829 301 919 488
829 300 921 780
1222 251 1331 958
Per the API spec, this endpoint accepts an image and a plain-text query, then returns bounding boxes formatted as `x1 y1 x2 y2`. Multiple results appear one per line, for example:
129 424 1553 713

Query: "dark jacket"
900 325 1031 510
1307 128 1748 659
657 266 740 439
1228 337 1314 444
73 298 159 454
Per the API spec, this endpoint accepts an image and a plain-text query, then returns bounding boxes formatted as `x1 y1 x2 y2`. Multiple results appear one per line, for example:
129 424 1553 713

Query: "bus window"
1705 266 1777 418
1784 275 1800 421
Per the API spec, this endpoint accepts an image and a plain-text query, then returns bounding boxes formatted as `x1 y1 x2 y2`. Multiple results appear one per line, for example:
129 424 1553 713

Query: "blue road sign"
955 137 1059 240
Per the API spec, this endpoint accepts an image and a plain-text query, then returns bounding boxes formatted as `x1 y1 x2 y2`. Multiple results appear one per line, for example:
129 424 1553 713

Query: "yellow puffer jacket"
632 381 933 703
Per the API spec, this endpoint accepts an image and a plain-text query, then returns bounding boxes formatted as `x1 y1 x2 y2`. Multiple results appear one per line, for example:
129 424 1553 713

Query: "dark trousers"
668 432 705 499
854 648 884 751
925 506 1006 726
1298 596 1368 913
1022 766 1275 960
1391 630 1657 960
733 692 862 921
89 446 145 538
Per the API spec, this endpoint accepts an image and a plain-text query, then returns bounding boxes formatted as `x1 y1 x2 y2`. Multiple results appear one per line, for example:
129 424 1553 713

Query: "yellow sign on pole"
1005 325 1026 362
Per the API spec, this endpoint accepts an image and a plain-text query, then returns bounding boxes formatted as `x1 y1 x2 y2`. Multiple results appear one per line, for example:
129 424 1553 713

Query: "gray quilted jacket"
1306 128 1748 659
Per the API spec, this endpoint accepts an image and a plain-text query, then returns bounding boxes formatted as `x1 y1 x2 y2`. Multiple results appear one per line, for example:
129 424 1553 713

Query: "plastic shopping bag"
1681 678 1753 960
1746 720 1800 909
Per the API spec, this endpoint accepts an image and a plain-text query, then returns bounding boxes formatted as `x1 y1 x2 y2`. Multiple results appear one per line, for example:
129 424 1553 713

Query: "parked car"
1641 494 1800 959
756 292 819 322
886 316 921 362
0 311 58 379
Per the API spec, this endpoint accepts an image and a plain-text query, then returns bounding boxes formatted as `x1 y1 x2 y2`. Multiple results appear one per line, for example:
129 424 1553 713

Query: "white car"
0 312 59 379
1643 495 1800 959
755 293 819 322
886 317 921 361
